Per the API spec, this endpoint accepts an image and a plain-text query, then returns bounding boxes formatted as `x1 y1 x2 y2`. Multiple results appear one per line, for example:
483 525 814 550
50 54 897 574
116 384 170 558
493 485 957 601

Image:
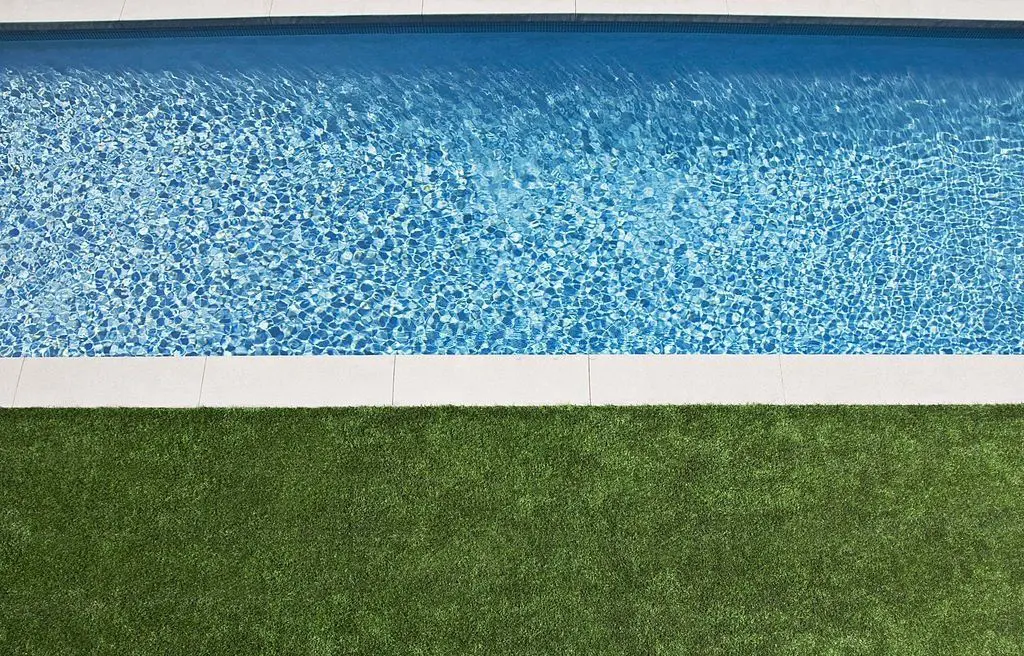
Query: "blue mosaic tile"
0 30 1022 355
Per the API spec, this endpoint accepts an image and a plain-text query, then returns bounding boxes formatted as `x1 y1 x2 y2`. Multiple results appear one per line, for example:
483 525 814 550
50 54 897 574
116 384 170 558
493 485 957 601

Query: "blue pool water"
1 26 1023 355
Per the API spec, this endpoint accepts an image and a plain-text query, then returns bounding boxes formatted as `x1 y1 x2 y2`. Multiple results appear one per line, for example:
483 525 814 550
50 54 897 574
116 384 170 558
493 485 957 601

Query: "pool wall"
2 4 1023 406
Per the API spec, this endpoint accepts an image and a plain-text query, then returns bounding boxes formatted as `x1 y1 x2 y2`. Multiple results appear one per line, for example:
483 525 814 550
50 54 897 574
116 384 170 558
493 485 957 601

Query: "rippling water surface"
1 28 1023 354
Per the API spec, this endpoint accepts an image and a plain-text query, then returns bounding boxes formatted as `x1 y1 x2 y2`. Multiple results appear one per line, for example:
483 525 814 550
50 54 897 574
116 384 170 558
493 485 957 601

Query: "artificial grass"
1 407 1023 654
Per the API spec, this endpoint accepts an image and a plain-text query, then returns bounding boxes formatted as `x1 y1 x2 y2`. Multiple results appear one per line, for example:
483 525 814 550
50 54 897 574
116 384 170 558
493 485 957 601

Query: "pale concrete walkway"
2 0 1023 23
2 356 1023 407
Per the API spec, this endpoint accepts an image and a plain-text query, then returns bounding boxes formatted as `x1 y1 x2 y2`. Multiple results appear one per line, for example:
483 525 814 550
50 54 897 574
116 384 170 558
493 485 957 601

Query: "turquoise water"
1 27 1022 354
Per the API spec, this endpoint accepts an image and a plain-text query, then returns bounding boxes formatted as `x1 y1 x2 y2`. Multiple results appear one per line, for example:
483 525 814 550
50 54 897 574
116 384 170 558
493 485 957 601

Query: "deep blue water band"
1 26 1022 355
2 18 1024 41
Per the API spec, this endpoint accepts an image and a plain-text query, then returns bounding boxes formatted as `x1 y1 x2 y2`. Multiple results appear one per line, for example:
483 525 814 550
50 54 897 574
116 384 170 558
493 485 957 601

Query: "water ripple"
1 34 1022 354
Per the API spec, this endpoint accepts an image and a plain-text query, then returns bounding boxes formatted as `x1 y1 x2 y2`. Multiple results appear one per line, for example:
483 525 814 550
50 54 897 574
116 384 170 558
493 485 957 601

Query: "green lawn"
2 407 1023 654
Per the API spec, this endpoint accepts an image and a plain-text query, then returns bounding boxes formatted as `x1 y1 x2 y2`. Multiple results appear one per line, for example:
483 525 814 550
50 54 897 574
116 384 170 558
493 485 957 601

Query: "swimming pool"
1 24 1022 356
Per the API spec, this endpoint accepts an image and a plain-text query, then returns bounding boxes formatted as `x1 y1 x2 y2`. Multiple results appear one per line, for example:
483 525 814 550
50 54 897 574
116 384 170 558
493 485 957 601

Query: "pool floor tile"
393 355 589 405
200 355 394 407
13 357 205 408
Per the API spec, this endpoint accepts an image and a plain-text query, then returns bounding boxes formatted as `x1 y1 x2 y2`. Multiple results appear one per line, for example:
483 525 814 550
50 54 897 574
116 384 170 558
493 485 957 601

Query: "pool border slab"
2 356 1023 407
6 0 1024 26
3 1 1024 29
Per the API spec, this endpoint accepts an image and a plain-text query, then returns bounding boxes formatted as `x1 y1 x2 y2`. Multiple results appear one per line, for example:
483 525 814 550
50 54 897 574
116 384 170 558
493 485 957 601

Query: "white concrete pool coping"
2 0 1024 25
2 356 1023 407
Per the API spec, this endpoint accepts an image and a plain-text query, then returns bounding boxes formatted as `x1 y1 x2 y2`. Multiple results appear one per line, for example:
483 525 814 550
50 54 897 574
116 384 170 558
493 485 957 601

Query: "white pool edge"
2 355 1022 407
3 1 1024 25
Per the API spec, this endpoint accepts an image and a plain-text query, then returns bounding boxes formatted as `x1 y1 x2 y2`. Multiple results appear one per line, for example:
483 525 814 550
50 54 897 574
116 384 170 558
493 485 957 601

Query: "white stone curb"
2 355 1022 407
2 0 1024 23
